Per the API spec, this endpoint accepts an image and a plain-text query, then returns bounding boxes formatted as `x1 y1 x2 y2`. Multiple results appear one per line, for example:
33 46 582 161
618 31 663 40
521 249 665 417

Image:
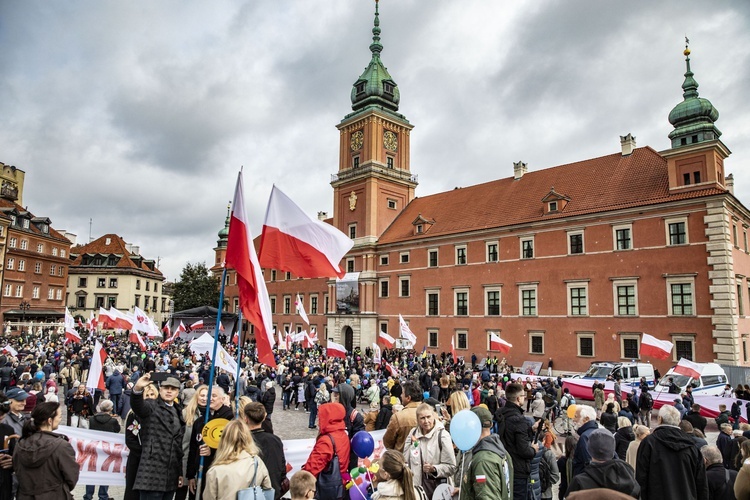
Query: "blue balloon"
450 409 482 451
423 391 430 400
351 430 375 458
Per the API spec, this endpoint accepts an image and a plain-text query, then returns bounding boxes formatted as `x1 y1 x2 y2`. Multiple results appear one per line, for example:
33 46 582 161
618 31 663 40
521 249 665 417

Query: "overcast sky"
2 1 749 281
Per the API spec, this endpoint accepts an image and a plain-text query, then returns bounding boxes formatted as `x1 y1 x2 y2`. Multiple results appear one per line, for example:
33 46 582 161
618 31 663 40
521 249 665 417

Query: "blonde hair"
447 391 470 416
183 385 208 426
211 419 258 466
380 450 417 500
237 396 252 417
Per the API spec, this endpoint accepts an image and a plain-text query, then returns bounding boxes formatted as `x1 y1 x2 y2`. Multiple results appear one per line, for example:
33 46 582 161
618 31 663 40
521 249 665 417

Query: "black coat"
252 428 287 500
705 462 737 500
684 410 707 433
186 404 234 480
130 392 185 492
600 412 618 434
567 459 640 498
375 404 392 430
89 413 120 434
262 387 276 416
498 401 535 478
614 426 635 461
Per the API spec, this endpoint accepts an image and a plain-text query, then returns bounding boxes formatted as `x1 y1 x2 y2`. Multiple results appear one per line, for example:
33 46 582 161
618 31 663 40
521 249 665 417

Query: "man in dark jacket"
131 373 185 498
375 395 393 430
567 428 640 498
105 369 124 414
635 405 708 500
572 405 600 476
685 404 708 433
498 382 538 500
701 444 737 500
244 402 287 500
85 399 121 500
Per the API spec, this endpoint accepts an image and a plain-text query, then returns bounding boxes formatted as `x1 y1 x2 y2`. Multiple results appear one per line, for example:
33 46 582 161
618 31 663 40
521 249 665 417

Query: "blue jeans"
283 391 291 409
84 484 109 500
308 401 318 427
110 393 122 414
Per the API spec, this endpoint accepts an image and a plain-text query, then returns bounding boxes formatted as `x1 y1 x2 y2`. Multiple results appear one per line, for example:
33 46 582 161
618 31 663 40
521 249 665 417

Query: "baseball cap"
6 387 29 401
161 377 181 389
471 406 493 428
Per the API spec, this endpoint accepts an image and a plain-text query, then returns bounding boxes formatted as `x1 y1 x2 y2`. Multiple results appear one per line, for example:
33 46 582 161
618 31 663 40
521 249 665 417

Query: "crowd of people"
0 331 744 499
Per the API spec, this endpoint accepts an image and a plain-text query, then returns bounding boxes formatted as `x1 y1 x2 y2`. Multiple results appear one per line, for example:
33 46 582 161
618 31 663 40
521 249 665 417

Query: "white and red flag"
65 308 81 344
285 332 292 350
259 185 354 279
98 307 115 329
86 312 96 331
385 362 399 377
639 333 673 360
189 319 204 331
295 294 310 325
176 321 187 335
378 331 395 349
489 333 512 354
1 345 17 357
133 307 158 337
327 340 347 359
309 328 319 344
110 307 133 330
398 314 417 346
86 341 107 391
451 336 456 361
162 322 171 337
129 330 147 352
225 171 276 367
673 358 704 380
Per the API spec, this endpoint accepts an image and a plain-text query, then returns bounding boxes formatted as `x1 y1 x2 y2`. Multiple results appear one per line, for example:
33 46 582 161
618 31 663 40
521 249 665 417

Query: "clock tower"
331 0 417 245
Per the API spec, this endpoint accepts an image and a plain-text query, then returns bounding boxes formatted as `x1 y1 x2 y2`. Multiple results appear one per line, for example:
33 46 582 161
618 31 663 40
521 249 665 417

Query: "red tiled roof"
378 146 727 244
70 233 163 276
0 198 71 243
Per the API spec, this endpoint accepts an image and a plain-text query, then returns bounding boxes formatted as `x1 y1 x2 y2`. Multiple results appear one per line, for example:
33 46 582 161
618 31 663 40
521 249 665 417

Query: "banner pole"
195 265 228 500
234 309 243 416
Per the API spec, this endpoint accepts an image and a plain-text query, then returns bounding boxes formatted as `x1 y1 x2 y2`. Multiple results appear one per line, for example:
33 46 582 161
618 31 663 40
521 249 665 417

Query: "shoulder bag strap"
250 455 259 487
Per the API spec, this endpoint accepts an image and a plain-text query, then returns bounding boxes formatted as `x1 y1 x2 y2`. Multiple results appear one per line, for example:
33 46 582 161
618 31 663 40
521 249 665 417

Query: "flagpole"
234 309 243 416
195 265 228 500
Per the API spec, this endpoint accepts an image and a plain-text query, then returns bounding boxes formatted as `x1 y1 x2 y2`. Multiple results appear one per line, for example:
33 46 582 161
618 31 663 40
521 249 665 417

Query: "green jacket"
460 434 514 500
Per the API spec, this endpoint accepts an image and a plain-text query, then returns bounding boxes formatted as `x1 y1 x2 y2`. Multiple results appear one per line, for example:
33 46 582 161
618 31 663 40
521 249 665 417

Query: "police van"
582 361 656 388
656 363 728 396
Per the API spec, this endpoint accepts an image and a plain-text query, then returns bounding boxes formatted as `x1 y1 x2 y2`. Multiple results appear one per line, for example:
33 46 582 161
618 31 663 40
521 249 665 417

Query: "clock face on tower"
350 130 364 151
383 130 398 152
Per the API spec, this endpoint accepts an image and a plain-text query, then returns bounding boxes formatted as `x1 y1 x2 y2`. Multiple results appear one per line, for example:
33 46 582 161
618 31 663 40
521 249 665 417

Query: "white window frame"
425 289 440 316
665 216 689 246
19 240 27 250
399 276 410 297
612 279 639 317
455 245 467 266
456 330 468 350
454 288 469 316
18 260 24 272
387 199 397 210
379 278 389 298
379 321 389 335
56 289 62 300
620 333 641 360
577 332 596 357
36 243 43 253
567 282 589 317
428 248 439 268
283 295 291 314
484 286 502 316
348 223 357 240
428 330 439 348
520 236 534 259
32 286 39 299
6 258 13 270
671 334 696 362
8 238 16 249
548 201 558 212
3 285 10 297
567 229 585 255
380 255 389 266
529 331 545 355
14 285 22 298
310 294 318 315
613 224 633 251
486 241 499 263
666 275 696 317
519 284 538 317
400 252 410 264
52 247 58 257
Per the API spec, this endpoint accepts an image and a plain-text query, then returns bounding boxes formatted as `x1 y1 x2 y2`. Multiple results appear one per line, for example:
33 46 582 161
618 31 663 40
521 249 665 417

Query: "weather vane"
684 36 690 57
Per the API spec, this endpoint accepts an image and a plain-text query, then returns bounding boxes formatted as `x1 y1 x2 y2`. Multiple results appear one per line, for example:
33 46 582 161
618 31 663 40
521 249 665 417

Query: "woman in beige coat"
203 419 272 500
403 403 455 499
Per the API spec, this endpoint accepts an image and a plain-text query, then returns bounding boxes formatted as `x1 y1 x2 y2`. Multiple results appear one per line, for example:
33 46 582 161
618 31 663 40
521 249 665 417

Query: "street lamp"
19 300 30 336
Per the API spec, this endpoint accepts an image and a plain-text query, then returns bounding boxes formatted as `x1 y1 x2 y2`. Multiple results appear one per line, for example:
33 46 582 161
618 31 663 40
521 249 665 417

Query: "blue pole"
195 266 228 500
234 309 243 416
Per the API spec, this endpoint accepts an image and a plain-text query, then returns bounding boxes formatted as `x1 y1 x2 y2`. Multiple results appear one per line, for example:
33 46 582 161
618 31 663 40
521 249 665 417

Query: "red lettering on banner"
100 442 125 473
75 440 100 472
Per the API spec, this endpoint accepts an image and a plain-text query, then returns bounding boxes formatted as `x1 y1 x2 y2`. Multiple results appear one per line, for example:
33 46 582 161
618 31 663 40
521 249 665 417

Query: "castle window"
521 238 534 259
666 218 688 246
22 219 29 229
529 332 544 354
356 82 365 94
683 173 691 185
549 201 558 212
387 157 394 169
568 231 584 255
383 82 394 94
693 171 701 183
416 224 423 234
380 255 389 266
387 199 397 210
613 225 632 250
353 156 359 168
346 259 355 273
428 249 438 267
400 252 409 264
349 224 357 239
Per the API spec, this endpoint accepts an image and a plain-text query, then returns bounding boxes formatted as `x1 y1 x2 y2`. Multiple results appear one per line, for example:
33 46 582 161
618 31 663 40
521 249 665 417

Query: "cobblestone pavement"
68 387 720 499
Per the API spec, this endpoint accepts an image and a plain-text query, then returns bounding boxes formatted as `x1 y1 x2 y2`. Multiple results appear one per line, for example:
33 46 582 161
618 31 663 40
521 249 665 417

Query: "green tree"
172 262 221 312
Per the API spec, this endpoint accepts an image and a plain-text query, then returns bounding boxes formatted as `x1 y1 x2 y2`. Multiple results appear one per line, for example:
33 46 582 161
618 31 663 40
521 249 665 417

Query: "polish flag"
295 294 310 325
110 307 133 330
309 328 319 344
189 319 204 331
176 321 187 334
378 331 395 349
450 336 456 361
398 314 417 346
225 171 276 367
372 343 381 365
129 330 148 351
385 362 399 377
639 333 673 360
259 185 354 279
65 308 81 344
673 358 705 380
86 341 107 391
302 330 313 349
89 312 97 331
327 340 347 359
489 333 512 354
1 345 17 357
285 332 292 350
161 328 180 349
133 307 158 337
162 322 171 337
65 307 76 330
276 329 285 350
232 327 240 345
98 307 116 329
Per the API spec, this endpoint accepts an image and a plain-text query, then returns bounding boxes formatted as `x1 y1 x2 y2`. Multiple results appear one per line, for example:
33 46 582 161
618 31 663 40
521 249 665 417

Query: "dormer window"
9 216 15 226
22 219 29 229
541 187 570 215
383 82 394 95
416 224 423 234
353 156 360 169
355 82 365 94
411 214 435 236
549 201 558 212
40 224 48 234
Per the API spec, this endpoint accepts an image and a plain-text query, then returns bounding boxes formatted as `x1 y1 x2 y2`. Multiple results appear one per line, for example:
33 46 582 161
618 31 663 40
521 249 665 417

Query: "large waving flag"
295 294 310 325
133 307 158 337
64 308 81 343
327 340 347 359
129 330 148 351
110 307 133 330
259 185 354 279
490 332 512 354
673 358 704 379
639 333 673 360
398 314 417 346
98 307 115 329
378 331 395 349
86 341 107 391
225 171 276 367
189 333 237 373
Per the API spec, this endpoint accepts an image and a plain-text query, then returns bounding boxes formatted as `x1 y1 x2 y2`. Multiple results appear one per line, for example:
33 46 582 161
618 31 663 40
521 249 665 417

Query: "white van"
582 361 656 388
657 363 728 396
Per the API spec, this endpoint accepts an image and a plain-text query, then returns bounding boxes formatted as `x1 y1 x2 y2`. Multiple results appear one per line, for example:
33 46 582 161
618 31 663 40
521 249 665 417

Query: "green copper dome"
668 47 721 148
350 1 400 113
217 202 230 248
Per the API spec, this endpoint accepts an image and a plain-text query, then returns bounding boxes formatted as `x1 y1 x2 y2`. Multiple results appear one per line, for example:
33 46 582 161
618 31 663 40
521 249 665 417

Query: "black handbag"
316 435 343 500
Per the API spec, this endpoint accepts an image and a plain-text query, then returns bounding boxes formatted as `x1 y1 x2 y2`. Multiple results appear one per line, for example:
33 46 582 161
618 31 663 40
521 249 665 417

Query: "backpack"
641 392 653 410
316 435 344 499
539 453 552 492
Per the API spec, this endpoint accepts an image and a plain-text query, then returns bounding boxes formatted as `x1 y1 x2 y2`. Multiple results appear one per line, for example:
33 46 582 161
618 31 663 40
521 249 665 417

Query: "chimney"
726 173 734 195
317 211 329 221
131 245 140 255
620 133 636 156
513 161 528 180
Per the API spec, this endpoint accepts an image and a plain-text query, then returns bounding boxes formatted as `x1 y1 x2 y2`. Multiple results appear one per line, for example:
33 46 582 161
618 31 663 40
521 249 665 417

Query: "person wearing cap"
460 406 512 500
85 399 121 500
5 387 29 436
131 372 186 499
566 428 640 498
635 404 708 500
